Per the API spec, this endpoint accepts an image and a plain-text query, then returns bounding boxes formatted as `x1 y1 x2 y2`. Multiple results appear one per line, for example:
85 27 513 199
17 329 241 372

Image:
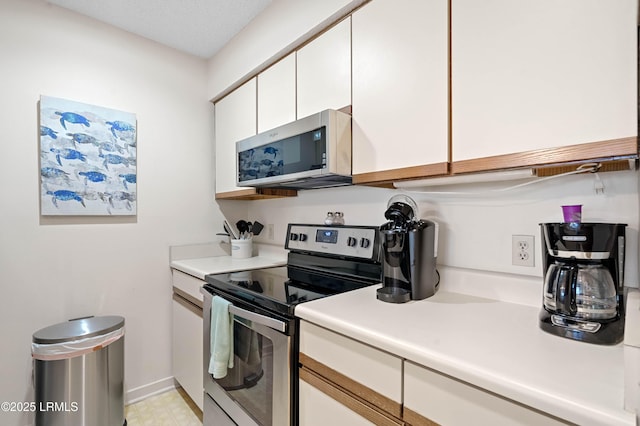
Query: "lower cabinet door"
299 367 403 426
172 295 203 410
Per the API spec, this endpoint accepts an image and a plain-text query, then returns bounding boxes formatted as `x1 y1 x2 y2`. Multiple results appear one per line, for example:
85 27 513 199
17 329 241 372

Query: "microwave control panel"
285 224 377 260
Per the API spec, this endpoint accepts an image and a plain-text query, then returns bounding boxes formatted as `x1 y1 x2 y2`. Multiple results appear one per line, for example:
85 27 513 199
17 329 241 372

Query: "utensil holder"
231 239 253 259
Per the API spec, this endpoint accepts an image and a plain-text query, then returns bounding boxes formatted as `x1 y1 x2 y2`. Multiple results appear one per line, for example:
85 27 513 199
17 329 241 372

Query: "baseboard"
125 376 176 405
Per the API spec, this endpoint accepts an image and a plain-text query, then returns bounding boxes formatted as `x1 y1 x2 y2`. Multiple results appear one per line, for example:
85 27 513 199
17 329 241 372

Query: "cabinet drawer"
172 269 205 303
404 361 569 426
299 321 402 409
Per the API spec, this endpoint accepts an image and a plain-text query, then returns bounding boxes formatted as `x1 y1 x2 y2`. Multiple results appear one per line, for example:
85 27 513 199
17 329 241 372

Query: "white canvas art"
39 96 137 215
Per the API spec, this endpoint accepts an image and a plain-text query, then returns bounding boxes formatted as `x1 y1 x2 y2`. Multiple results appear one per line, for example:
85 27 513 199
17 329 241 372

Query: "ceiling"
47 0 273 59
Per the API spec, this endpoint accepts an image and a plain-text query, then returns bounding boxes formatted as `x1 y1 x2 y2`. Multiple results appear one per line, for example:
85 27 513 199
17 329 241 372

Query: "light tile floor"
125 387 203 426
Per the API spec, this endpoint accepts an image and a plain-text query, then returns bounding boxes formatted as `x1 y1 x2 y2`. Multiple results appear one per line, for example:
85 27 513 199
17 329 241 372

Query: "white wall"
0 1 222 424
248 170 639 306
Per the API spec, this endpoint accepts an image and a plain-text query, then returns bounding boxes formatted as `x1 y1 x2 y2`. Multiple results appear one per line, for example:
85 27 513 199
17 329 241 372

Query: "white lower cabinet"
404 361 569 426
171 272 204 410
299 379 376 426
298 321 403 425
298 321 573 426
172 296 203 410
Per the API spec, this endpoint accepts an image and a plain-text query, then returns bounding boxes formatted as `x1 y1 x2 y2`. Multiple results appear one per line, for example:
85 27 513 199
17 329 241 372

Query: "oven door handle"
229 304 287 333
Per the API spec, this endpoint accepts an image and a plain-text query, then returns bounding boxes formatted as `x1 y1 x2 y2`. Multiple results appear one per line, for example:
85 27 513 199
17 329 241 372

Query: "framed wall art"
39 96 137 216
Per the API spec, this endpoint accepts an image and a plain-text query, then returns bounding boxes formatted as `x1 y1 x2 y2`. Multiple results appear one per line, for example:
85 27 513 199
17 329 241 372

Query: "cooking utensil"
252 221 264 236
223 220 238 239
236 220 250 239
236 220 248 234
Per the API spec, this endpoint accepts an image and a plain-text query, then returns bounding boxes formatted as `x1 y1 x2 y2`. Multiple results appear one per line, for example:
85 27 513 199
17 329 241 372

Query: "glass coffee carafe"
543 261 617 320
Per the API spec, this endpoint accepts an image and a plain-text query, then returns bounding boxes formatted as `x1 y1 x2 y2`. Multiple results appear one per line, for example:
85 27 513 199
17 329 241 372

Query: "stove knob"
360 238 371 248
299 233 308 242
289 233 299 241
347 236 357 247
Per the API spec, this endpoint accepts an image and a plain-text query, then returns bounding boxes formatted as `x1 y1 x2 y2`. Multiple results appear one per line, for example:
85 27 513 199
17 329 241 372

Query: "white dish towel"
208 296 234 379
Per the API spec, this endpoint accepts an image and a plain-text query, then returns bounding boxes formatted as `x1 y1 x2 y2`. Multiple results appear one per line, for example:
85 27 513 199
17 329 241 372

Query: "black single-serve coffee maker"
539 222 627 344
377 195 439 304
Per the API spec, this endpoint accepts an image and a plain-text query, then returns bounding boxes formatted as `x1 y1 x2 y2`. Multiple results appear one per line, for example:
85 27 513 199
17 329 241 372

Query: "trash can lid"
33 315 125 344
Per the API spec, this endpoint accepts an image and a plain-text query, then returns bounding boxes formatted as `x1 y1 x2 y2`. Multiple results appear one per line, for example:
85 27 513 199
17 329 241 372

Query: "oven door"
202 286 295 426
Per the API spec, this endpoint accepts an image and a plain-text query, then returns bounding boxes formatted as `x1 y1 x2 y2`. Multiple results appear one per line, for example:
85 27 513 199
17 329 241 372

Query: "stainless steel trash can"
32 316 125 426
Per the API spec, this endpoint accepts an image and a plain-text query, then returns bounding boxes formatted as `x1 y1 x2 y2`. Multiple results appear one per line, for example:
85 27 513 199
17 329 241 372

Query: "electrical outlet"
267 224 274 240
512 235 535 267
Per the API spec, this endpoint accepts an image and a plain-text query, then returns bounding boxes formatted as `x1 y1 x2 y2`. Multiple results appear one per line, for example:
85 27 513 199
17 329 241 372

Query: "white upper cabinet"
297 18 352 119
352 0 449 181
452 0 638 168
214 78 256 196
258 53 296 132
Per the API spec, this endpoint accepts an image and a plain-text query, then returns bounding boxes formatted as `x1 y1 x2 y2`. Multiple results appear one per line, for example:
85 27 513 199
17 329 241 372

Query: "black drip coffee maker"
539 222 626 344
377 195 439 304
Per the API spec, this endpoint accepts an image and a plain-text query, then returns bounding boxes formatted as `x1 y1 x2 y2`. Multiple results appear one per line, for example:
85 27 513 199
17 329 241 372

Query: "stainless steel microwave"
236 109 352 189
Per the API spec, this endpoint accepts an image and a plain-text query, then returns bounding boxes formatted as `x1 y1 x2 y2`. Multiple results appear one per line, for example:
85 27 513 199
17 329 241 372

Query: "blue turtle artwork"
40 126 58 139
39 95 137 215
119 173 136 189
78 171 108 184
46 190 85 208
106 120 136 139
50 147 87 166
55 111 90 130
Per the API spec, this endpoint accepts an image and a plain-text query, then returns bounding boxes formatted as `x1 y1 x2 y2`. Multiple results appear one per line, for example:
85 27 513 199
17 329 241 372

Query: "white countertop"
295 286 635 426
170 255 286 280
170 243 288 301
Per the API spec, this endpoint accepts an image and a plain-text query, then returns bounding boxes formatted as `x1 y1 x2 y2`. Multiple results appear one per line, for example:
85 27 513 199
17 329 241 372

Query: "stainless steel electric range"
201 223 381 426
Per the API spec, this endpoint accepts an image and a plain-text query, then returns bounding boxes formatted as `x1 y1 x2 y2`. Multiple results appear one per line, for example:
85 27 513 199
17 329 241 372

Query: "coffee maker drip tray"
550 315 601 333
539 309 624 344
376 286 411 304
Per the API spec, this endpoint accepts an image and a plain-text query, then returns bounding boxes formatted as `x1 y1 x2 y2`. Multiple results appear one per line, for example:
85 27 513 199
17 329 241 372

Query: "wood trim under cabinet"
299 366 404 426
535 159 634 177
403 407 440 426
353 162 449 186
215 188 297 200
172 291 203 314
451 137 638 175
299 352 402 418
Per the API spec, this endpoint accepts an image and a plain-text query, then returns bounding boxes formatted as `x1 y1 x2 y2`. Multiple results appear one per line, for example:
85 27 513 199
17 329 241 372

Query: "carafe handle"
556 261 578 315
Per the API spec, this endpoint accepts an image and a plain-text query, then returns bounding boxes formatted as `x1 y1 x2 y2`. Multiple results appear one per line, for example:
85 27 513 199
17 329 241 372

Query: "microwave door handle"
228 304 286 333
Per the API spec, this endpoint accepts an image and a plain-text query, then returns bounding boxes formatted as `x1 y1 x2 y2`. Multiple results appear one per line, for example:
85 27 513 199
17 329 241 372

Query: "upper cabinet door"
214 78 257 196
297 18 351 119
452 0 638 172
352 0 449 183
258 53 296 133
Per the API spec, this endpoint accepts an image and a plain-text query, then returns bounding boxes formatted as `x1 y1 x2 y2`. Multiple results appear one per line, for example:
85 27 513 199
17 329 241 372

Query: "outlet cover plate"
512 235 535 267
